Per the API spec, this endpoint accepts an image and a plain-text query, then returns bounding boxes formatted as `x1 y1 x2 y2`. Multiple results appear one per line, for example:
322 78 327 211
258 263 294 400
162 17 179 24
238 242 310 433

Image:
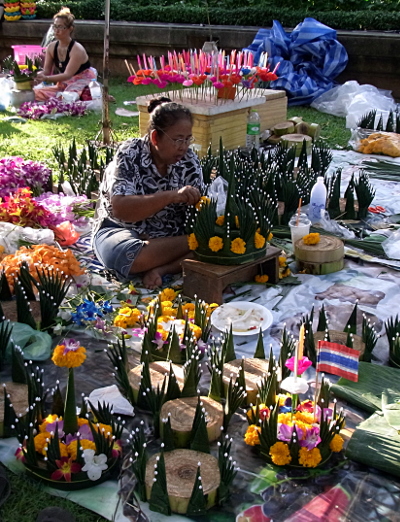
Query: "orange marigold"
329 434 344 453
187 233 199 250
231 238 246 255
298 447 322 468
52 343 86 368
302 233 320 245
208 236 224 252
255 274 269 283
244 424 261 446
215 216 225 226
269 442 292 466
254 232 266 249
67 439 96 461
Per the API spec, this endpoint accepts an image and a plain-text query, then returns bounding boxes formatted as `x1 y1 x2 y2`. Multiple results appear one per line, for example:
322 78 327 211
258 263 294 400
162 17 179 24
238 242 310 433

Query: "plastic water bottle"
246 109 260 150
89 80 102 99
309 176 327 223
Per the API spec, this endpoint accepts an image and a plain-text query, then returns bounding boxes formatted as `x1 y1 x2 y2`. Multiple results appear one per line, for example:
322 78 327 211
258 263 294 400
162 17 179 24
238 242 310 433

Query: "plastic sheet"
8 322 52 361
244 18 348 106
207 176 228 216
311 81 396 128
0 221 55 254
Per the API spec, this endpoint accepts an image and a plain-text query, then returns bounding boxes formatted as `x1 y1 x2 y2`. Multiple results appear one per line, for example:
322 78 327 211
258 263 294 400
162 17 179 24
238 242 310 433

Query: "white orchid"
82 449 108 481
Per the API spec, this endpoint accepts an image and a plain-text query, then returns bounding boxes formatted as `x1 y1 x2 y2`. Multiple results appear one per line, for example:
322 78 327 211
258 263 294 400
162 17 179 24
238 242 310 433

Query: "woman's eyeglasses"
157 128 195 148
53 24 67 30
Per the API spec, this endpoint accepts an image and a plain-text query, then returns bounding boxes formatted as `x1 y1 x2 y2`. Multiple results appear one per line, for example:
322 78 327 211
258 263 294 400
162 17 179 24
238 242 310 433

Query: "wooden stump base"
182 246 280 304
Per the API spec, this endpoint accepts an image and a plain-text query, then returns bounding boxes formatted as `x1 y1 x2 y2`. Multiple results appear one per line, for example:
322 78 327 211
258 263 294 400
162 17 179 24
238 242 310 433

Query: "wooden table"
182 246 281 304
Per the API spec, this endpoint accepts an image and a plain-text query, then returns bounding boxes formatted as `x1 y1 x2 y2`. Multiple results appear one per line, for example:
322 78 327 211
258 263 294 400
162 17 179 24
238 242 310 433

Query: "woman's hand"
36 71 46 81
173 186 201 206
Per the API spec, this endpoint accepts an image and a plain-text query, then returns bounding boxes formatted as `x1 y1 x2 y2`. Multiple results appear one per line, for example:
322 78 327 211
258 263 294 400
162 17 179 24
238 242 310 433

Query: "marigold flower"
195 196 210 210
39 415 62 432
161 306 176 318
52 342 86 368
269 441 292 466
278 256 287 267
187 233 198 250
189 323 202 340
67 439 96 461
329 434 344 453
34 431 52 455
215 215 225 226
93 423 113 437
255 274 269 283
59 443 69 458
182 303 195 314
231 237 246 255
254 232 266 249
303 233 321 245
298 446 322 467
267 232 273 241
294 411 315 425
244 424 261 446
208 236 224 252
113 307 142 328
159 288 177 302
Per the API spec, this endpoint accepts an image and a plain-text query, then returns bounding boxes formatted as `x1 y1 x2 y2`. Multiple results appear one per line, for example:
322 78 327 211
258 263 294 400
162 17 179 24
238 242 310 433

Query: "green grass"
0 465 108 522
0 79 351 167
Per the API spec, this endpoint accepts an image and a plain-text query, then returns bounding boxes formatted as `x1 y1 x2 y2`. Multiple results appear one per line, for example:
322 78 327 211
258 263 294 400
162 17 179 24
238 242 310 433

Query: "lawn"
0 78 351 169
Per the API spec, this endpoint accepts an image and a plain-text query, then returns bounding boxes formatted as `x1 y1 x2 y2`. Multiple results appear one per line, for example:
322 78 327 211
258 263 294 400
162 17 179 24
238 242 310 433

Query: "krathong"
12 338 123 488
127 50 279 103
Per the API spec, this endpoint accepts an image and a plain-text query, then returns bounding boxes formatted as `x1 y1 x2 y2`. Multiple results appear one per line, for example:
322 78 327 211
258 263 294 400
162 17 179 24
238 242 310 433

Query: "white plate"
211 301 273 336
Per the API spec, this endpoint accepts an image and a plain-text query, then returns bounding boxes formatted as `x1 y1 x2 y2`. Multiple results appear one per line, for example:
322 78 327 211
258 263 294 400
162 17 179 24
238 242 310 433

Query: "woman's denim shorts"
93 218 145 280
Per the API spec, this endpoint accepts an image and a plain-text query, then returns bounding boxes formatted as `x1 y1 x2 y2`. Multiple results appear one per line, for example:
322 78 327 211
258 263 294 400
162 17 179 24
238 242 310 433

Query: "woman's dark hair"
148 97 193 133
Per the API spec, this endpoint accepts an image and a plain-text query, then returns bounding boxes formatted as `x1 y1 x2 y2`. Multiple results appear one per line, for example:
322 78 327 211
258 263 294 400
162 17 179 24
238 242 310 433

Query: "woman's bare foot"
142 268 163 289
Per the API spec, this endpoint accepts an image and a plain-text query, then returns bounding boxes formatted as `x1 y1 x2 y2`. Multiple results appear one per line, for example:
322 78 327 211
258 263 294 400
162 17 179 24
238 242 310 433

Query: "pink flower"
183 80 193 87
152 331 167 350
299 426 321 450
285 356 312 376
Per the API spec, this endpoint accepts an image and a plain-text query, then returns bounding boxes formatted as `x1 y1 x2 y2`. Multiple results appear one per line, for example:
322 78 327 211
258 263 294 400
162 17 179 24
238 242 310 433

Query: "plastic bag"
382 229 400 260
8 322 52 361
319 211 356 239
0 77 13 111
207 176 228 216
349 129 400 157
0 222 55 254
311 81 396 128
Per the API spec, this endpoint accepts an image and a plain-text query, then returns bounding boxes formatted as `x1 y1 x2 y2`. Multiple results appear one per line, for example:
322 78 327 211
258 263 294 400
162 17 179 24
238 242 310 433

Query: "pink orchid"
299 426 321 450
285 356 312 376
152 331 168 350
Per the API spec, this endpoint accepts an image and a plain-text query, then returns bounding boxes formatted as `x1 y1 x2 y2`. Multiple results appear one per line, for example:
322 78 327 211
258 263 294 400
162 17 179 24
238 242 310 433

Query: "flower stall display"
12 337 123 489
17 98 87 120
127 49 279 104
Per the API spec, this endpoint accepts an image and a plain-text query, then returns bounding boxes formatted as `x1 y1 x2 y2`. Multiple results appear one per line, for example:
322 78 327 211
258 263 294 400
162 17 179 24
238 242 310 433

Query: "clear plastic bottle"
89 80 102 99
309 176 327 223
246 109 260 150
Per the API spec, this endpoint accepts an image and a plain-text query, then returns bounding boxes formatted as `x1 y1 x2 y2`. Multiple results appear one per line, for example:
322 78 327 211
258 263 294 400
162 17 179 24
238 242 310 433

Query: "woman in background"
34 7 96 101
93 98 204 289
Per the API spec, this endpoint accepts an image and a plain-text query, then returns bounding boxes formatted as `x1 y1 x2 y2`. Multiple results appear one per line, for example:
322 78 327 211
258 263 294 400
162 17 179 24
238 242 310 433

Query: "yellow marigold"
113 307 142 328
298 447 322 468
67 439 96 461
39 414 61 432
189 323 202 340
77 418 89 427
94 423 113 437
52 344 86 368
162 306 176 318
208 236 224 252
255 274 269 283
279 267 291 279
182 303 195 314
329 434 344 453
231 238 246 255
215 215 225 226
278 256 287 267
294 411 315 425
278 394 290 406
34 431 52 455
303 233 320 246
159 288 178 302
188 233 199 250
246 403 268 421
59 443 69 458
206 303 219 316
267 232 273 241
195 196 210 210
269 442 292 466
254 232 266 249
278 413 292 425
244 424 261 446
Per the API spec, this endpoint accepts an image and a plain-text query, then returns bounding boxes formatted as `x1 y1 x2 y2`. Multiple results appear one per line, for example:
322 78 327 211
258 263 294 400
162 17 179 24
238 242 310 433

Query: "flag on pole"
316 340 359 382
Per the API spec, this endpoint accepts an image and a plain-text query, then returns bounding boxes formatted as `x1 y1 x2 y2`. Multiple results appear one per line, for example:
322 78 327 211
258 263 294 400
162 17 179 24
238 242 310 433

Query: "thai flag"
316 340 359 382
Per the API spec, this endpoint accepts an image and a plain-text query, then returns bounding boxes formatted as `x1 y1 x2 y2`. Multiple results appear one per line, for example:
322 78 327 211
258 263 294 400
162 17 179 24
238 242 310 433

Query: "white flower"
82 449 108 481
280 376 309 395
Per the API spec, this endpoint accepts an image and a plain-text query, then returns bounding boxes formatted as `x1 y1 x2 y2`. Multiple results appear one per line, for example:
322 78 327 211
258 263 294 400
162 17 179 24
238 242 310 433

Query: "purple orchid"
63 338 81 354
299 426 321 450
46 420 65 439
65 423 94 445
152 331 168 350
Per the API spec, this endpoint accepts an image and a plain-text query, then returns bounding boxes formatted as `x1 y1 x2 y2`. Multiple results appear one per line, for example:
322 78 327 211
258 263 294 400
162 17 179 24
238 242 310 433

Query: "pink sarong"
34 68 97 101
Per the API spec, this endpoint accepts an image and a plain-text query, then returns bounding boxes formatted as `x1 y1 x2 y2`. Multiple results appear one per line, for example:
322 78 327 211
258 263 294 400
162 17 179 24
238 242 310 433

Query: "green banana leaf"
331 362 400 414
346 412 400 478
382 390 400 431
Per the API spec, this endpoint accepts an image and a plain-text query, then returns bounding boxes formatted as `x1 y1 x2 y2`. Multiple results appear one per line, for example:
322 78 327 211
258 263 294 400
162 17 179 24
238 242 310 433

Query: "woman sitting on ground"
34 7 96 101
92 97 204 289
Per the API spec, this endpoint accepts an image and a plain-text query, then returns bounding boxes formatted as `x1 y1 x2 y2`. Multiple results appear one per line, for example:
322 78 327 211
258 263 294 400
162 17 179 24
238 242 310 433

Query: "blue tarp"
244 18 348 106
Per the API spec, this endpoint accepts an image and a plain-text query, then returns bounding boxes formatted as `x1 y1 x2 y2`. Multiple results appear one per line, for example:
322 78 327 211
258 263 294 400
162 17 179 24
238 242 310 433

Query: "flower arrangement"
13 338 123 489
2 55 42 84
244 333 346 469
17 98 87 120
34 192 93 228
302 233 321 246
127 49 279 103
0 188 56 229
0 157 51 197
186 154 276 265
0 244 84 293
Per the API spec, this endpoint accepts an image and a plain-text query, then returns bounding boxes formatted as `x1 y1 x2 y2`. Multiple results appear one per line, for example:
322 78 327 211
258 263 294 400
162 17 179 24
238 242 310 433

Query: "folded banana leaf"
346 412 400 478
331 362 400 414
